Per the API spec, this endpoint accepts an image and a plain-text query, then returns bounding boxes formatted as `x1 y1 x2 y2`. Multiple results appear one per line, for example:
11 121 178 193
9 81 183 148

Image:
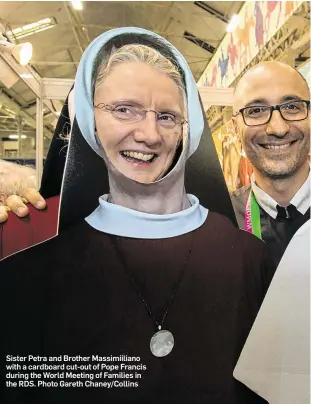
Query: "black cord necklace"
110 232 195 358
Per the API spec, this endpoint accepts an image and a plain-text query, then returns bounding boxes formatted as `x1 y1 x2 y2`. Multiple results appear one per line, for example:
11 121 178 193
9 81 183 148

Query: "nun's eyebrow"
109 99 182 114
109 99 144 107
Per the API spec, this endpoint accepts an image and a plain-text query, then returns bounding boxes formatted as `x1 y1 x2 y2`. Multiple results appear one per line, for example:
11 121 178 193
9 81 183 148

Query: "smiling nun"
1 28 275 404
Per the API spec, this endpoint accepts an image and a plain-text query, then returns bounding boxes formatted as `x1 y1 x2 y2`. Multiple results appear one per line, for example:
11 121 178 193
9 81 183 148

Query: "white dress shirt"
251 171 310 219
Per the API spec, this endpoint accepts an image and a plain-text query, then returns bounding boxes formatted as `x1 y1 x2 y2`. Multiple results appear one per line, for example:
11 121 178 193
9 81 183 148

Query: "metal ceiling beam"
194 2 229 24
0 130 35 135
0 53 41 98
29 76 235 110
198 87 234 109
0 90 53 138
42 78 74 100
0 53 59 122
29 24 220 44
63 1 90 56
184 31 215 54
64 1 84 55
31 61 78 66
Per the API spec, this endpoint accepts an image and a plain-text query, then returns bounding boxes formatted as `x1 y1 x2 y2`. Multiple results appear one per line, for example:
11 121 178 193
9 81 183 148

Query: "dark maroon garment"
0 196 59 260
1 212 274 403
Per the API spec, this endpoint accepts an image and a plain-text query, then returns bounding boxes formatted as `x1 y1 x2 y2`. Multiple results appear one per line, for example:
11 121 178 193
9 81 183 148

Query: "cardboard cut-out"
40 31 236 232
234 220 310 404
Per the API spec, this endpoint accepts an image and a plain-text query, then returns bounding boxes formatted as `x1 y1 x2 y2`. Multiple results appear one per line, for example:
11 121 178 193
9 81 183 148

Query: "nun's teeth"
122 151 155 161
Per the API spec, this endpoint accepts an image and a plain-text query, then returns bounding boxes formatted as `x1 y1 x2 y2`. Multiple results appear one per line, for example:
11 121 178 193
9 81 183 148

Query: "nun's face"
94 62 184 183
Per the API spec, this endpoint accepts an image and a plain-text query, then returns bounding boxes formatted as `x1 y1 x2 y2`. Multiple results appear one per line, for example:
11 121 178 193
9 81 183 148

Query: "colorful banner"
198 1 303 88
212 123 253 192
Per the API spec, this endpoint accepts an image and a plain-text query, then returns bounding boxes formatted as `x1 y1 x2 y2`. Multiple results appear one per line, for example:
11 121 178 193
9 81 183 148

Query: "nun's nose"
133 112 162 146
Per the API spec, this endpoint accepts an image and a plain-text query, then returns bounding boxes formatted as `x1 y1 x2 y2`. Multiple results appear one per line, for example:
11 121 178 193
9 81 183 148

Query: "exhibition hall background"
0 0 309 191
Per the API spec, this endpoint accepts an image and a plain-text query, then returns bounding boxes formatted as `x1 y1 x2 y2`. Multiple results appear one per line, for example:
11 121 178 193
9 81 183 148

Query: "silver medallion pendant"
150 330 174 357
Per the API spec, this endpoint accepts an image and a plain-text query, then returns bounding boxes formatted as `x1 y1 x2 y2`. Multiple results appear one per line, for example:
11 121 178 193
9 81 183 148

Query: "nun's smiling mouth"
120 151 158 164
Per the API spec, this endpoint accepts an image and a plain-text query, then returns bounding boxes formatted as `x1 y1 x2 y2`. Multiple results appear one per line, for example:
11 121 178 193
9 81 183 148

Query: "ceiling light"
6 17 56 40
20 73 34 79
9 135 27 139
226 14 241 33
18 42 33 66
71 1 83 10
0 37 33 66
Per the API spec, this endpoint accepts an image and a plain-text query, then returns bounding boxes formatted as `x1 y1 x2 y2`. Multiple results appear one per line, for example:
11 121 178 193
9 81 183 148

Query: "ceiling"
0 0 243 145
0 1 244 80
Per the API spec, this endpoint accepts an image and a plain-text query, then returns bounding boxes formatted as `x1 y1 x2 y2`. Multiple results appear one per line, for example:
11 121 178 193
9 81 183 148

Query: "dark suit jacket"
231 185 310 266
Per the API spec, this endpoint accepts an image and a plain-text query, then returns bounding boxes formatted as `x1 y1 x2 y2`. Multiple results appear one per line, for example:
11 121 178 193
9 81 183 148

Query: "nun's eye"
113 106 141 121
156 113 178 128
158 113 176 122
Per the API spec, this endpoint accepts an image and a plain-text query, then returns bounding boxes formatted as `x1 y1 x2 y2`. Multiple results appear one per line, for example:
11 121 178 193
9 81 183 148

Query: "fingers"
22 188 46 209
5 195 29 217
1 189 46 221
0 205 9 223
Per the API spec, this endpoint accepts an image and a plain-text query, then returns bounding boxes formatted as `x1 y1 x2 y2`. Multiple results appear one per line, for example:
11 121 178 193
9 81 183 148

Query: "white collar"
251 171 310 219
85 194 208 239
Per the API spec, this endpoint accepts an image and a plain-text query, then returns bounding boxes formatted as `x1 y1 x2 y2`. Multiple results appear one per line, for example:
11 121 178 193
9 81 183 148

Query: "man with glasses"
233 60 310 404
231 60 310 266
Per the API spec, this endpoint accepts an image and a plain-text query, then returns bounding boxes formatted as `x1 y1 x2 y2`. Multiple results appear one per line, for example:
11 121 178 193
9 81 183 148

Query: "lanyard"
245 191 262 239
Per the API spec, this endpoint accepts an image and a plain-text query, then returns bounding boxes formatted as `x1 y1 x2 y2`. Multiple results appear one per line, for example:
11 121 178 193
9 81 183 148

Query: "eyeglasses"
233 100 310 126
94 103 187 130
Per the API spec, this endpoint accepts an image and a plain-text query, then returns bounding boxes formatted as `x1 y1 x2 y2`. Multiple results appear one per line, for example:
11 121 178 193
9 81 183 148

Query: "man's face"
94 62 184 184
233 63 310 179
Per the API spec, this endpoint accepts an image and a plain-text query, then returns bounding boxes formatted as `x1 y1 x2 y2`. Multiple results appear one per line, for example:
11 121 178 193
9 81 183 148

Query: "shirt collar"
251 171 310 219
290 171 310 214
85 194 208 239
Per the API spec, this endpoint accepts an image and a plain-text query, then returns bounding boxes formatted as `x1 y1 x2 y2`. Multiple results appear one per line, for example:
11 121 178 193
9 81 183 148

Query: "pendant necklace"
110 232 195 358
